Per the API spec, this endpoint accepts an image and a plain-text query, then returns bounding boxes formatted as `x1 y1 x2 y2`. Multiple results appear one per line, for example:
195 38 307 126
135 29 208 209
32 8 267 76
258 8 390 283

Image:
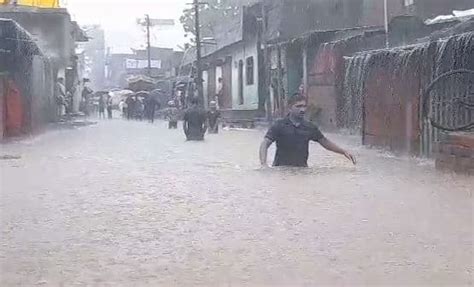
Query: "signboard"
150 19 175 26
126 59 162 69
137 18 175 27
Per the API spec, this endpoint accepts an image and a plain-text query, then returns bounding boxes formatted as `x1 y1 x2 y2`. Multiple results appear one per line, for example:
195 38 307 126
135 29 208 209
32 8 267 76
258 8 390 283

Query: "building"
106 53 134 89
0 4 88 114
0 18 54 138
180 3 264 120
0 2 87 139
262 0 474 129
106 47 183 89
80 25 106 91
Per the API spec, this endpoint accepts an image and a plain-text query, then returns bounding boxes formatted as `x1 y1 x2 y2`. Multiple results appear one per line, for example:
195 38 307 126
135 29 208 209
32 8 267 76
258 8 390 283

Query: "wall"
435 132 474 175
266 0 406 42
107 53 132 88
31 55 54 125
305 30 385 129
0 6 73 70
1 18 55 135
414 0 474 20
307 42 343 130
267 0 473 44
0 76 4 140
359 0 407 27
231 39 259 110
343 32 474 155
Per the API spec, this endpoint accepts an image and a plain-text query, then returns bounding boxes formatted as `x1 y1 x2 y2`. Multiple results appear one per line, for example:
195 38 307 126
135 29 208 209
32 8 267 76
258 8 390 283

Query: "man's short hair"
288 93 306 107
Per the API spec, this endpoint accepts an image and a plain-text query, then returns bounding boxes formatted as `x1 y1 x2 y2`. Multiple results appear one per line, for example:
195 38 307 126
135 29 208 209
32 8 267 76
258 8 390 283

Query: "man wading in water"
260 94 356 167
183 97 207 141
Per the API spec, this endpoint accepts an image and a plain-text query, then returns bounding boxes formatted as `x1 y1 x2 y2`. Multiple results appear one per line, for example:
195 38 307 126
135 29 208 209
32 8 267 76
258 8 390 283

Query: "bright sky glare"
64 0 188 53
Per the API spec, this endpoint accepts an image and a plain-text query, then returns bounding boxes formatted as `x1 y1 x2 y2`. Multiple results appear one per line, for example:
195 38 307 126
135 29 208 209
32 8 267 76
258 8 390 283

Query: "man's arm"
259 138 273 166
318 137 356 165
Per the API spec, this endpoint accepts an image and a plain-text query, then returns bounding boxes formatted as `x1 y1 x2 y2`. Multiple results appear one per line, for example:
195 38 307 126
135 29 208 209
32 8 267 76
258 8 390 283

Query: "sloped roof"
0 18 42 55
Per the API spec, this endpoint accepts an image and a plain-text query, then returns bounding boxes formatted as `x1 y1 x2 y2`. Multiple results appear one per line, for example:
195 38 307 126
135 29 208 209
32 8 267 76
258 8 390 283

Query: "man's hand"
319 138 357 165
343 151 357 165
260 162 270 169
259 138 273 167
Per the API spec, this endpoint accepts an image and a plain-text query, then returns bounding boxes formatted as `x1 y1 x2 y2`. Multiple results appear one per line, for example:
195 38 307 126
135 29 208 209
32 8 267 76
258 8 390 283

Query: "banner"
126 59 162 69
1 0 59 8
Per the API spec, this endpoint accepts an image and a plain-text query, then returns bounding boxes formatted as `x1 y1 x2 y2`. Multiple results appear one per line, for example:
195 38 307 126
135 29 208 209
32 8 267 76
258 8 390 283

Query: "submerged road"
1 119 472 286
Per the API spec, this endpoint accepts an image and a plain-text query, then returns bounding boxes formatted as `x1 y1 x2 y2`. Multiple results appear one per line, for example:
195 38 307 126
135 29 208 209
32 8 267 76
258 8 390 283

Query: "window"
246 56 254 85
238 60 244 105
403 0 414 6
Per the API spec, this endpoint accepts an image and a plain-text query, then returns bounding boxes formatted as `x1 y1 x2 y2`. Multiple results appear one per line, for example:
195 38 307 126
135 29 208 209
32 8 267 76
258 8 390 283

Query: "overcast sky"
64 0 188 53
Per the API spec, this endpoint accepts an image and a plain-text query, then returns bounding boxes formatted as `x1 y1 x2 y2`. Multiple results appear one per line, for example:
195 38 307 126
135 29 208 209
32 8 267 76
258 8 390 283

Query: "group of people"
76 75 356 168
121 95 160 122
98 94 114 119
172 93 356 168
163 98 221 141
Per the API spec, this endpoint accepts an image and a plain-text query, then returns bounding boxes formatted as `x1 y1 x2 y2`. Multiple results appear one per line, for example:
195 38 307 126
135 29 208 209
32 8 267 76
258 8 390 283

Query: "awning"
0 18 42 56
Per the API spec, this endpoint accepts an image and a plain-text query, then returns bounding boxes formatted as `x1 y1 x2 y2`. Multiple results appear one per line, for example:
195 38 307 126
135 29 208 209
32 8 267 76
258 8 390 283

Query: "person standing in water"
98 94 106 119
165 100 180 129
183 97 207 141
106 95 113 119
260 94 356 167
207 101 221 134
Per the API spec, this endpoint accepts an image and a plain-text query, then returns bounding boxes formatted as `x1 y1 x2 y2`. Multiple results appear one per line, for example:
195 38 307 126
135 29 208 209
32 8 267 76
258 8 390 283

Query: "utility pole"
384 0 389 48
193 0 204 104
138 16 174 77
146 14 152 76
261 3 272 122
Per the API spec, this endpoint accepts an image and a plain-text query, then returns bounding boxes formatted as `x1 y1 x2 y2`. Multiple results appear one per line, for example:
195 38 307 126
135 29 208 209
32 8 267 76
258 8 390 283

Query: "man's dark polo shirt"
265 116 325 167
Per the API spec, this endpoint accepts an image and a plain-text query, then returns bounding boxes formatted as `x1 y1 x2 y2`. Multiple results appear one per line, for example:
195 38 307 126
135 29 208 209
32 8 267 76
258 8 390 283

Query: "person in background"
119 99 127 118
98 94 106 119
136 97 145 121
144 95 160 123
260 94 356 167
106 94 113 119
176 89 184 109
216 77 224 108
55 77 67 118
81 79 93 117
65 88 73 115
183 97 207 141
125 95 135 120
165 100 180 129
207 101 221 134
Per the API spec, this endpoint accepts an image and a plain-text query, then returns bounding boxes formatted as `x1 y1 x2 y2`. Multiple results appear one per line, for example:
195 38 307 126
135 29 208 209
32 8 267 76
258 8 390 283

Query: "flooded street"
1 119 472 286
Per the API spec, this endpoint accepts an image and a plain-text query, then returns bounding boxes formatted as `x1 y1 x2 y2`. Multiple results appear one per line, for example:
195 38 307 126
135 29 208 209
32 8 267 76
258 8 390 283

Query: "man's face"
290 100 307 120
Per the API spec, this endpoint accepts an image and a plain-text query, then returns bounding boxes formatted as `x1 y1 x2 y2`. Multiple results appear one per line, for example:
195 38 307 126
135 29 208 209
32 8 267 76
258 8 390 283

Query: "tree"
180 0 258 41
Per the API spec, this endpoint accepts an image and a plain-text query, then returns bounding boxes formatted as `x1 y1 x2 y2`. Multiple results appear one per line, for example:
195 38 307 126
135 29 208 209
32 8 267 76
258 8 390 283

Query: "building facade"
80 25 106 91
106 47 183 89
